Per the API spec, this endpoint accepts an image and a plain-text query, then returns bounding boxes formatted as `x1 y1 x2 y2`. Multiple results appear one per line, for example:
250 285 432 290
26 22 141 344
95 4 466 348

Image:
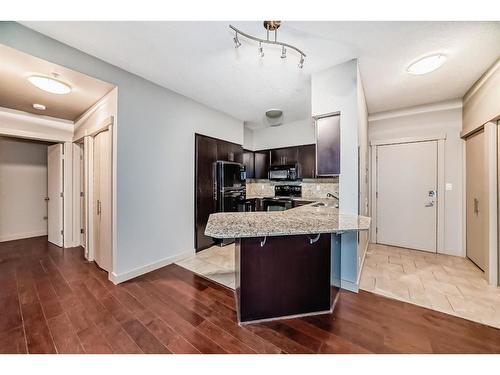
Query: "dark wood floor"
1 236 500 354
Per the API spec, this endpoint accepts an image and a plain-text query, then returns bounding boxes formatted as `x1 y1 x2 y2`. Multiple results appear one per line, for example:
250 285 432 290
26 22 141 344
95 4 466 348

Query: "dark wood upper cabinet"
316 114 340 176
270 147 298 166
217 140 243 163
254 150 270 179
297 144 316 178
243 150 255 179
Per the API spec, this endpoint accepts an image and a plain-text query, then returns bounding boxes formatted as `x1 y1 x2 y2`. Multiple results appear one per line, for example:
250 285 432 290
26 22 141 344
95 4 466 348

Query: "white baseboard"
109 250 194 285
0 230 47 243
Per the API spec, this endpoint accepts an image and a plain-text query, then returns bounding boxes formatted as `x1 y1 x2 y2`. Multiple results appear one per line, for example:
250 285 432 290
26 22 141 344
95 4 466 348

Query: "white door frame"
461 122 498 285
73 116 114 270
370 134 446 254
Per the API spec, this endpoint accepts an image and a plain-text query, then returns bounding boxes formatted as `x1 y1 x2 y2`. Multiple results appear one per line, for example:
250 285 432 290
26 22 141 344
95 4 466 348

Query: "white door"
376 141 438 252
93 130 112 272
466 129 488 270
47 143 63 247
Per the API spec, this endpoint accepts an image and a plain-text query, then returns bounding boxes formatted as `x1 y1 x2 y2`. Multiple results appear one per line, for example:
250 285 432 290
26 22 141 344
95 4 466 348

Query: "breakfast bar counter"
205 199 370 324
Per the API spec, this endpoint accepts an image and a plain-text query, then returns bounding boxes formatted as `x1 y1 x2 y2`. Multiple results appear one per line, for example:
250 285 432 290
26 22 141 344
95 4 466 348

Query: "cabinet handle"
474 198 479 214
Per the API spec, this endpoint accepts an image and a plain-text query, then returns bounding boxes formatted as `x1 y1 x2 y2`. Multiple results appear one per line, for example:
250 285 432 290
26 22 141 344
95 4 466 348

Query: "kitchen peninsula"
205 199 370 324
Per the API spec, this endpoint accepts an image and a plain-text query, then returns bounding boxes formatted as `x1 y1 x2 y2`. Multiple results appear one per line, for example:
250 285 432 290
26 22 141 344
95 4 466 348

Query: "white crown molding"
368 99 463 123
463 58 500 105
0 106 73 126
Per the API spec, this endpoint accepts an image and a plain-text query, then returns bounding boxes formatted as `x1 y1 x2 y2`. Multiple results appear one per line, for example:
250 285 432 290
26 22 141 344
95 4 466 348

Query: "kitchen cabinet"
195 134 243 251
316 114 340 176
297 144 316 178
243 150 254 179
270 147 298 166
254 150 270 179
217 140 243 164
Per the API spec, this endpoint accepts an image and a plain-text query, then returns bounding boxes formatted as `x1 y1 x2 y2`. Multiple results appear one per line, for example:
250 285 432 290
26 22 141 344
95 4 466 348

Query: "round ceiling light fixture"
265 109 283 119
28 74 72 94
407 54 447 75
32 103 46 111
265 109 283 127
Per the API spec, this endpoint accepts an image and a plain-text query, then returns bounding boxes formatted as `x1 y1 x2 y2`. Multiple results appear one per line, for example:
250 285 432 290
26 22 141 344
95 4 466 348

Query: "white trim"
356 239 370 285
463 59 500 105
462 140 467 258
0 106 73 142
437 139 446 254
486 122 498 285
368 99 463 123
0 230 47 243
109 250 194 285
370 134 446 146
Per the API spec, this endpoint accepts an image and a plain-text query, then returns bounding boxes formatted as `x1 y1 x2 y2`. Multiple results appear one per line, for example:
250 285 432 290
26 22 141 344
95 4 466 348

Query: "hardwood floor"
1 236 500 354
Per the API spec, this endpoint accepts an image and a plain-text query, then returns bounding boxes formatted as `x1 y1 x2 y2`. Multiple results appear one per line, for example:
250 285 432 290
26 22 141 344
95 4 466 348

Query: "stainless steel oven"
262 197 293 211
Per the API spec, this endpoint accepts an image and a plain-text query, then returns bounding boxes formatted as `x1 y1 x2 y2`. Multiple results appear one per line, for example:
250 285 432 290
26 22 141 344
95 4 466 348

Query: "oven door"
262 198 293 212
221 190 247 212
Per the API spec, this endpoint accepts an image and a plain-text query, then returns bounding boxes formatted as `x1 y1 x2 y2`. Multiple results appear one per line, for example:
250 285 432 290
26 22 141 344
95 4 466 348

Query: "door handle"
474 198 479 215
425 202 434 207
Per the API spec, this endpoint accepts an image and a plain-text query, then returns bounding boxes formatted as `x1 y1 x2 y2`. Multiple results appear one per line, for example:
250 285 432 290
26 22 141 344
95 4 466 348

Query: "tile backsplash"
246 179 339 199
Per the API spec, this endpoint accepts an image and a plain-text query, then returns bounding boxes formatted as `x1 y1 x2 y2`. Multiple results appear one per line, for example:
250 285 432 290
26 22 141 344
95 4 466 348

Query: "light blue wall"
0 22 244 279
311 59 361 290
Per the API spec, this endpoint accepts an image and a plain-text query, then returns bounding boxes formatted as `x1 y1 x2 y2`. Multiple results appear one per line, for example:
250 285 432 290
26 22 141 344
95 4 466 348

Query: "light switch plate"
445 183 453 191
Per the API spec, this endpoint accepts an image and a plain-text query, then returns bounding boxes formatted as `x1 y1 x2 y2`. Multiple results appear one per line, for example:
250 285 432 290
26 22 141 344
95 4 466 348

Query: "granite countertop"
205 198 371 239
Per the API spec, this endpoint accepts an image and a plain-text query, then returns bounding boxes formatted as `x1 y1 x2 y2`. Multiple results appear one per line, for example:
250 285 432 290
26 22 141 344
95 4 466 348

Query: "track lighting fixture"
233 32 241 48
229 21 306 68
281 46 287 59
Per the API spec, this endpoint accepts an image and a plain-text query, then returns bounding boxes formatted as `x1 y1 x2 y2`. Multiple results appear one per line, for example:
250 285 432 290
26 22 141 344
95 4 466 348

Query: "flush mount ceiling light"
32 103 46 111
407 54 447 75
230 21 306 68
28 73 72 94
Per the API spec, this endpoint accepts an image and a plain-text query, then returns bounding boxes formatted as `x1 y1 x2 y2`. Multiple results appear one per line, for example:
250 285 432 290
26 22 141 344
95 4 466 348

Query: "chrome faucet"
326 192 335 198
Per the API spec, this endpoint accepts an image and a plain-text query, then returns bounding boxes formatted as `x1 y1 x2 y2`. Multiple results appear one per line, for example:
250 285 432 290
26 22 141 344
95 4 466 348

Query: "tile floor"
360 243 500 329
176 244 236 289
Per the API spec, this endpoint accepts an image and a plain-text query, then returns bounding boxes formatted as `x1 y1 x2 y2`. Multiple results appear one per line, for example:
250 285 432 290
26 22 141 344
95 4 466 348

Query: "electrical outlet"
445 183 453 191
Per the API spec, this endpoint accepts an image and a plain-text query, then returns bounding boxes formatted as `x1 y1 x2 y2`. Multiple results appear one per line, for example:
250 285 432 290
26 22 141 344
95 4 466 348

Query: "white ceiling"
0 43 114 121
22 21 500 127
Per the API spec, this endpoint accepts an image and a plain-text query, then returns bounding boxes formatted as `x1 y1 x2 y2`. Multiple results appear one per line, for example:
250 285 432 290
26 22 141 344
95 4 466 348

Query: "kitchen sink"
311 202 326 207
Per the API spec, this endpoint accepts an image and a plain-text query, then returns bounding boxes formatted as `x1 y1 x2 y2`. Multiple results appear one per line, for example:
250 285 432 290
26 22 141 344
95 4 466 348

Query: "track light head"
298 55 305 68
259 42 264 57
233 33 241 48
281 46 287 59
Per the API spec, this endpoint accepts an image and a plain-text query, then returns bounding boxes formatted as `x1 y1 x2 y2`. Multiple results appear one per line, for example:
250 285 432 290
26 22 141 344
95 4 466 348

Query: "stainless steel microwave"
268 164 298 181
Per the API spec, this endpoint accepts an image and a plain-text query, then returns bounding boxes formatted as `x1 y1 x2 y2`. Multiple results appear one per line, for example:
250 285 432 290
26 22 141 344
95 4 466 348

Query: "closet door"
93 130 112 272
466 129 488 271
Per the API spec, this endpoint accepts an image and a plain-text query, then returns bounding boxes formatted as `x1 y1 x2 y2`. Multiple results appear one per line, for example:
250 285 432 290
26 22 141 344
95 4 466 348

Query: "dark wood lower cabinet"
195 134 243 251
235 234 339 324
